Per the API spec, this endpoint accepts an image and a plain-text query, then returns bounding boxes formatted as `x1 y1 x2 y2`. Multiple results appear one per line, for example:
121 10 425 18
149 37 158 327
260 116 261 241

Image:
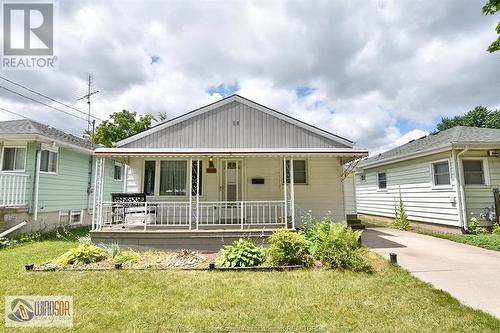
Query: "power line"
0 106 28 119
0 106 89 139
0 75 103 121
0 85 90 122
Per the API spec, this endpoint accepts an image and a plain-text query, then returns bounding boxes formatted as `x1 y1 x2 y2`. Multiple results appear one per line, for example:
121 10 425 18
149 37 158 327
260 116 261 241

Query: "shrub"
308 222 372 272
216 238 264 267
468 217 489 235
492 224 500 235
114 250 141 264
267 229 310 266
392 190 410 231
54 243 107 266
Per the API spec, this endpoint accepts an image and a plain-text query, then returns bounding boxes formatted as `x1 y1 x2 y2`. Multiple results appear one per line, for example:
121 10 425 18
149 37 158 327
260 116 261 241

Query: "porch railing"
95 200 287 230
0 173 28 207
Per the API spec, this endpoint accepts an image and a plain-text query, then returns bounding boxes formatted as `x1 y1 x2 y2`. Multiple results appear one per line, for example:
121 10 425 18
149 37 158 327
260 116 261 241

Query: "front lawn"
1 236 499 332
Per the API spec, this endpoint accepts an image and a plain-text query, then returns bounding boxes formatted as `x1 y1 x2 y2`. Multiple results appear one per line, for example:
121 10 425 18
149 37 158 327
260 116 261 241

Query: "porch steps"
346 214 365 230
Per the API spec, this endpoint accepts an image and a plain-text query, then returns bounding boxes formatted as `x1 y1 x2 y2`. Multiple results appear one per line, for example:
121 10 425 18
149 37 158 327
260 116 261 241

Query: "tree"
392 188 410 231
156 112 168 122
89 110 154 147
483 0 500 52
436 106 500 131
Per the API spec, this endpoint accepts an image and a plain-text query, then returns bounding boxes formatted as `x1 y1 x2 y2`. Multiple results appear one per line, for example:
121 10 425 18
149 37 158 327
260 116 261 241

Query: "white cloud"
0 0 498 153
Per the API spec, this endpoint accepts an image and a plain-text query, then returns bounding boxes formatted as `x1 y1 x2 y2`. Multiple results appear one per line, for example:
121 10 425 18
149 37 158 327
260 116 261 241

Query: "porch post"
33 147 41 221
290 158 295 229
98 157 105 230
196 159 200 230
283 158 288 228
189 158 192 230
91 157 98 230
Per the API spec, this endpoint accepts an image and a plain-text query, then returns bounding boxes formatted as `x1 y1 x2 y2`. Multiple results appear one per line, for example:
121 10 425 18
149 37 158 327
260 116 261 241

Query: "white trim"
461 157 490 187
0 134 93 154
96 147 368 157
34 149 41 221
360 145 451 169
429 158 453 190
116 95 355 147
0 145 27 172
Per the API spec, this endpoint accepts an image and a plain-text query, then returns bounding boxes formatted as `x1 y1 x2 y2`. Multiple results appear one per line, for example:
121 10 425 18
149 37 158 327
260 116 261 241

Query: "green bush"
216 238 264 267
54 243 107 266
392 190 410 231
307 222 372 272
492 224 500 235
114 250 141 264
267 229 310 266
468 218 489 235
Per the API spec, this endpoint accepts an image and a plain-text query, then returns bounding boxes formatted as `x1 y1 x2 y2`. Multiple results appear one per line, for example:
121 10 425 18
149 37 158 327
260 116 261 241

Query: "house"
90 95 368 250
356 126 500 232
0 119 123 234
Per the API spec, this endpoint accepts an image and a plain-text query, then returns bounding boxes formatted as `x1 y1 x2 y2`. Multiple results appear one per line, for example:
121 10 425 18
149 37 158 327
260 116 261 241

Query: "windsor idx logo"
5 296 73 327
2 1 58 70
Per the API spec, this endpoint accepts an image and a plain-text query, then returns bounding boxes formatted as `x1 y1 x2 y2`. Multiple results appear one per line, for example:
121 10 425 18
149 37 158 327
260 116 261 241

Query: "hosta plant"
216 238 264 267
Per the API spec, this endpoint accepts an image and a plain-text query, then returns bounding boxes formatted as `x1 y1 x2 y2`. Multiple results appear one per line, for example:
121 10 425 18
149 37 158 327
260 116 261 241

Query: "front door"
221 160 242 202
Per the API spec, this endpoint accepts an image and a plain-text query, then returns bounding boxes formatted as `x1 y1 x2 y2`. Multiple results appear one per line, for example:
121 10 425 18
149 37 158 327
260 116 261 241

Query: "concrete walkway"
362 227 500 318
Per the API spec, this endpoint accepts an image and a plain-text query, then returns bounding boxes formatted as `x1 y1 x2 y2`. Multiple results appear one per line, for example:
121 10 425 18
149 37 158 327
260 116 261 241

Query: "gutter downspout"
33 146 41 221
453 146 469 231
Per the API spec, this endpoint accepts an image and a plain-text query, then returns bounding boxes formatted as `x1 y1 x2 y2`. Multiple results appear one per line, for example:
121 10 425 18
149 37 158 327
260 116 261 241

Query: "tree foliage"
90 110 154 147
483 0 500 52
436 106 500 131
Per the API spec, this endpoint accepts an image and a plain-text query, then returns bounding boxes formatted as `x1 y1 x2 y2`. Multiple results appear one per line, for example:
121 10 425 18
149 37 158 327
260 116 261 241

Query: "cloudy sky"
0 0 498 153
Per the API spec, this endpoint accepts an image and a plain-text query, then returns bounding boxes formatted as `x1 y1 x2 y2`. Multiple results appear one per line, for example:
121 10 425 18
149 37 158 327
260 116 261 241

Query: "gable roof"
0 119 95 151
358 126 500 169
116 94 354 148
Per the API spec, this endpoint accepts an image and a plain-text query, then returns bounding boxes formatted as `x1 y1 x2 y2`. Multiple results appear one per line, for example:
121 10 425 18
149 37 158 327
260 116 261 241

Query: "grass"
0 236 499 332
360 215 500 252
425 232 500 251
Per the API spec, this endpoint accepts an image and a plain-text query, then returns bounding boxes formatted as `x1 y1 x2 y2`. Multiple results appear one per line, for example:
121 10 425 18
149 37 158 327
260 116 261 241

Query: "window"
463 160 485 185
159 160 187 196
70 210 82 225
114 162 123 181
377 172 387 189
284 160 307 184
143 161 156 195
432 161 451 186
2 147 26 171
40 150 58 173
191 160 203 195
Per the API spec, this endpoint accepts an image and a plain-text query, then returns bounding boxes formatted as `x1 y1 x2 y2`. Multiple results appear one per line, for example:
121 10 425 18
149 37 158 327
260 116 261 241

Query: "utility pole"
78 74 99 136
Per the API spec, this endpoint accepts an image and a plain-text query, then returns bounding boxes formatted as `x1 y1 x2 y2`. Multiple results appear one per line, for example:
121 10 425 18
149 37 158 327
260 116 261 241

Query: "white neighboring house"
356 126 500 231
90 95 367 250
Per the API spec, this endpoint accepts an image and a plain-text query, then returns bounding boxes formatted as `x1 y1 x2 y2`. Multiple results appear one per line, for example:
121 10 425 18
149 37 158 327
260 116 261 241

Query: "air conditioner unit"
488 150 500 157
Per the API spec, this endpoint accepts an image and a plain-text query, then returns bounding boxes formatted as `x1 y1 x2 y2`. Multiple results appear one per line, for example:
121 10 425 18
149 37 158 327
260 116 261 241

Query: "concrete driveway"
362 227 500 318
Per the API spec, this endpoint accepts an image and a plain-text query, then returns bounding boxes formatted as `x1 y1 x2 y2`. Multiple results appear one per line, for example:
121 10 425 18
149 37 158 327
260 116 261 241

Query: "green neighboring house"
0 119 123 234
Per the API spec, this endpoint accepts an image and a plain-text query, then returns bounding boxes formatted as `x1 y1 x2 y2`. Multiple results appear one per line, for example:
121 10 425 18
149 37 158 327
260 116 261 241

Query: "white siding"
122 101 348 149
356 152 461 226
462 151 500 221
343 173 356 214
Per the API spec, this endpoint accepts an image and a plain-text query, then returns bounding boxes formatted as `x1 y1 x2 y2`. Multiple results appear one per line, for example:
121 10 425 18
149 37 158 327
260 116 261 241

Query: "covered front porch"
91 148 365 239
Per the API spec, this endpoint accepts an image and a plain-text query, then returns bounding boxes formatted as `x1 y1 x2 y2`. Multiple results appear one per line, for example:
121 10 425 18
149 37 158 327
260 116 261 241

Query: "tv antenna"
78 74 99 135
